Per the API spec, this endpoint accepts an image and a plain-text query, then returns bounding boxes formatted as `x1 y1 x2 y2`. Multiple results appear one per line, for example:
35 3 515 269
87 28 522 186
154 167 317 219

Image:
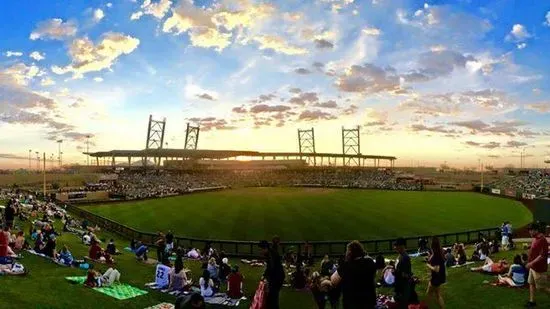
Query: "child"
497 255 526 287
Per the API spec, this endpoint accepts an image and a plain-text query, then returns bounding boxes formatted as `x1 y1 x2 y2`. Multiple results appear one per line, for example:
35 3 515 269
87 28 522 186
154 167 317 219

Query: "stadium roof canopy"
86 148 397 160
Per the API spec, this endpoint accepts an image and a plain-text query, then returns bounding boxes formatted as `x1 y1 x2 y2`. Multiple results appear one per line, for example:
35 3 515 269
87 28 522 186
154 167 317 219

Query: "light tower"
342 126 361 167
184 123 200 150
145 115 167 168
28 149 32 170
57 140 63 167
298 128 316 166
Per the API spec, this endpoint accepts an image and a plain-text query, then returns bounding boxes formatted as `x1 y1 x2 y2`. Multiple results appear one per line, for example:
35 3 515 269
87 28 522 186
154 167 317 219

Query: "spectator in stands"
426 237 446 309
227 265 244 299
175 293 206 309
169 253 189 292
526 222 549 308
155 258 172 289
470 257 509 274
259 238 285 309
498 255 526 287
330 240 377 309
199 269 215 297
394 238 418 309
444 249 455 268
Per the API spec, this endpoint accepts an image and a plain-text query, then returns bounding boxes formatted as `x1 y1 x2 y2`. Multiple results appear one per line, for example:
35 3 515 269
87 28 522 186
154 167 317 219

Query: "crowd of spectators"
89 169 421 200
489 170 550 197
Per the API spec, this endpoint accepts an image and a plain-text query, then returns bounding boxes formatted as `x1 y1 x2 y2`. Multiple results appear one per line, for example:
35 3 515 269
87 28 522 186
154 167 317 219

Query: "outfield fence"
65 203 499 258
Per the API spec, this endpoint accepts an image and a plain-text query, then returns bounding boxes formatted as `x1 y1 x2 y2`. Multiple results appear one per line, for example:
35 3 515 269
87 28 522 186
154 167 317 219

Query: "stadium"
2 114 550 309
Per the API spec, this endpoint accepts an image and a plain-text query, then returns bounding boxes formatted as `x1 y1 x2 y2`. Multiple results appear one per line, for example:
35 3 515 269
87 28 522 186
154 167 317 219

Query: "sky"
1 0 550 169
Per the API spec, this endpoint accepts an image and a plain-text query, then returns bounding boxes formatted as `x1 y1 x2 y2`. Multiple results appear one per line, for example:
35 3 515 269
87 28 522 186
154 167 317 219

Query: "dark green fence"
65 204 498 258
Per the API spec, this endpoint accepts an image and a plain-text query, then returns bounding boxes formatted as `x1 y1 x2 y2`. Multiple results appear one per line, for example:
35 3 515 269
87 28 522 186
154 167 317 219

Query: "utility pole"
86 135 91 166
35 152 40 170
28 149 32 170
43 152 46 198
481 163 484 191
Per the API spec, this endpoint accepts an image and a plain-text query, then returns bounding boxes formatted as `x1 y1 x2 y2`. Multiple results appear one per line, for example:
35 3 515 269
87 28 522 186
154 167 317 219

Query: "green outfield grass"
83 188 533 241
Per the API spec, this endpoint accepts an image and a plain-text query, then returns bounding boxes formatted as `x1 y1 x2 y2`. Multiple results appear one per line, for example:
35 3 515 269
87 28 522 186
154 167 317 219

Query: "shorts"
501 236 509 246
528 269 548 289
482 264 492 272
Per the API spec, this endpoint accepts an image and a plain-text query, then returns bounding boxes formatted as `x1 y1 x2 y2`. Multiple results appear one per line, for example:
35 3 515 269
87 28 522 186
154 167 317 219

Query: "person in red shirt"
227 265 244 299
526 222 549 308
0 226 11 257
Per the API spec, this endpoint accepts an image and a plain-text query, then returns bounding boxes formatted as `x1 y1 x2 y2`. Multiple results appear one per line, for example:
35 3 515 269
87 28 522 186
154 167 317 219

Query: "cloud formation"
5 51 23 57
29 51 45 61
30 18 77 40
52 32 140 78
132 0 172 20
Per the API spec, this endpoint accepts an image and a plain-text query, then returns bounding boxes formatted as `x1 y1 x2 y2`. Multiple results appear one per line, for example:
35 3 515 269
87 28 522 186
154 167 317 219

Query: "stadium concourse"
1 171 550 309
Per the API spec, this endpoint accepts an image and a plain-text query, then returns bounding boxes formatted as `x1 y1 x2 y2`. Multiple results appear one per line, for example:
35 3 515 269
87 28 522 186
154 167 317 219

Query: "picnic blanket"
144 303 174 309
144 283 243 306
27 249 72 267
66 276 148 300
450 261 475 268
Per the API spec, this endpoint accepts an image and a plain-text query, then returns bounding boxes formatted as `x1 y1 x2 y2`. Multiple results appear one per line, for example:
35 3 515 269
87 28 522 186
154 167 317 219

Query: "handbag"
250 281 267 309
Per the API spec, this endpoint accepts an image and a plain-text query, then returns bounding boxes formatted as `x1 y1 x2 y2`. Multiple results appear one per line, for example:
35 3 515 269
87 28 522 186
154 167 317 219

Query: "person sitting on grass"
227 265 244 299
497 255 526 287
0 226 17 258
41 234 57 258
155 258 172 289
100 267 121 287
135 241 148 261
456 245 467 265
470 257 509 274
89 239 114 264
310 271 338 309
199 269 215 298
106 239 120 255
291 264 308 290
380 261 396 287
57 245 74 266
187 248 201 260
444 249 455 268
85 265 121 287
169 253 190 292
320 255 334 276
13 231 27 252
85 264 101 287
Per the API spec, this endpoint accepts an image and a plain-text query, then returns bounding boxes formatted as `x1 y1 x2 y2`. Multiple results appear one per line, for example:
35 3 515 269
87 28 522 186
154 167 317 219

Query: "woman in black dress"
426 237 446 309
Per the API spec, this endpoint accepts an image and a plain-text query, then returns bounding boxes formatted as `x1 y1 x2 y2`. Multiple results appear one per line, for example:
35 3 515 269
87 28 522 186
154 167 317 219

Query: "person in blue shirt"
498 255 526 287
57 245 74 266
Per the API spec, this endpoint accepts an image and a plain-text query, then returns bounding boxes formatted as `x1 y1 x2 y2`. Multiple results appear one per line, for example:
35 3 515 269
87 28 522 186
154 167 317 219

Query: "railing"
65 203 499 258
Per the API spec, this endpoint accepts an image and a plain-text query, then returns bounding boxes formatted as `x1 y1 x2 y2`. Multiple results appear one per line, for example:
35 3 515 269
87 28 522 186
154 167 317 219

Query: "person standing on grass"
330 240 377 309
394 237 418 309
260 236 285 309
426 237 446 309
525 222 549 308
155 232 166 262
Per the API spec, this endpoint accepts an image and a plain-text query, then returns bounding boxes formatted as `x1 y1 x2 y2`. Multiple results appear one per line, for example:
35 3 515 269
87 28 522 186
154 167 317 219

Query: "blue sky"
1 0 550 168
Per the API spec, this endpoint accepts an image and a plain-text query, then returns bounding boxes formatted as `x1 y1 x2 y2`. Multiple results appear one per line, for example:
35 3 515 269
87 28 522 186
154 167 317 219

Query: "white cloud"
362 27 381 36
106 3 113 8
30 18 77 40
188 28 232 52
52 32 140 78
29 51 46 61
40 77 56 86
506 24 531 42
3 63 40 86
93 9 105 22
130 12 144 20
93 77 104 82
517 43 527 50
253 35 308 55
5 51 23 57
132 0 172 20
544 11 550 27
